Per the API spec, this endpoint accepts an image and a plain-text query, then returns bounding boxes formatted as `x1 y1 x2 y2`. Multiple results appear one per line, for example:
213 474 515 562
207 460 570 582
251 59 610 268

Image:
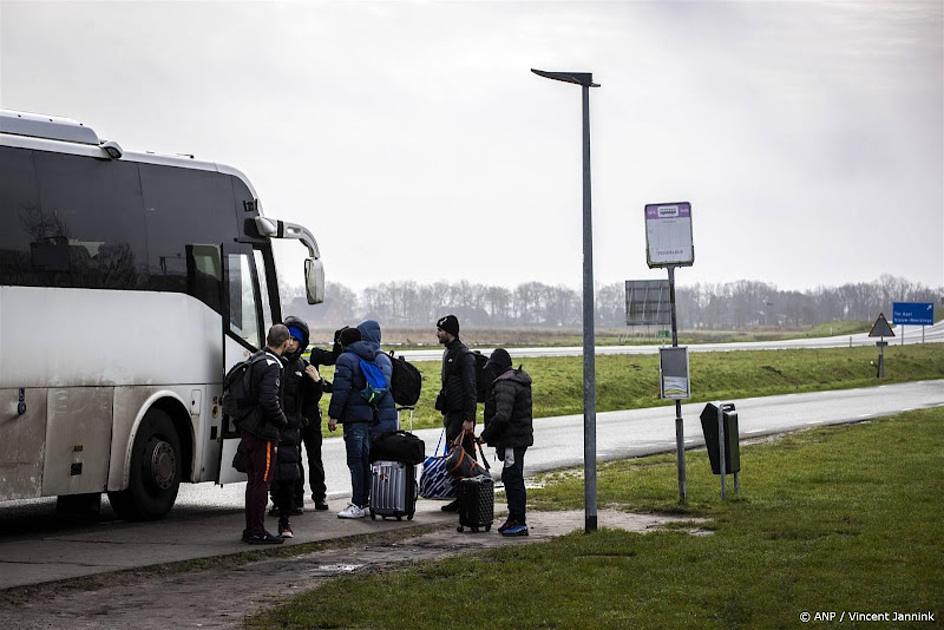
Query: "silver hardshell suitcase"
369 460 417 521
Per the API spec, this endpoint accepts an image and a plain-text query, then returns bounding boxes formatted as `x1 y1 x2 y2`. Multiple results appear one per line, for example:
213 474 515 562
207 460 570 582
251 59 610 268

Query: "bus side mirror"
305 258 325 304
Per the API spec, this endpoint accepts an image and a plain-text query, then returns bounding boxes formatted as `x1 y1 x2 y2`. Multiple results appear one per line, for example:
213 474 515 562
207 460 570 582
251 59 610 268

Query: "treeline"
282 275 941 330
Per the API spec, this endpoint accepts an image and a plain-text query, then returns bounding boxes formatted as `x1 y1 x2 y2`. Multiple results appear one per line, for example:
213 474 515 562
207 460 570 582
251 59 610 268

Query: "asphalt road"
397 320 944 361
185 378 944 505
2 381 941 526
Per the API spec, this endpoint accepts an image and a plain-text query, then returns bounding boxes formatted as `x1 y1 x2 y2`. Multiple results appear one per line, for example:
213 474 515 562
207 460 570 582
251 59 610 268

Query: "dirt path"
0 510 707 629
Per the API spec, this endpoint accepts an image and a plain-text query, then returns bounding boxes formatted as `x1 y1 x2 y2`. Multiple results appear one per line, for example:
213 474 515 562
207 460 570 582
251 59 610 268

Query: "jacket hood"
283 316 310 360
496 367 531 387
357 320 382 345
346 340 377 361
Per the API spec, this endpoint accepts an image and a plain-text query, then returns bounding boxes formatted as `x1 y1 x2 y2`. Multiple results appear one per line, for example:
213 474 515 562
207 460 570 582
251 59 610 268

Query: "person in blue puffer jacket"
327 320 396 519
356 320 397 436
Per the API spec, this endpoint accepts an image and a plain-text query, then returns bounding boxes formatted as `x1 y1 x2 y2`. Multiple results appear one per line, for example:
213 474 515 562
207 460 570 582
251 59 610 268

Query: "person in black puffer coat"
295 326 347 513
269 316 321 538
480 348 533 537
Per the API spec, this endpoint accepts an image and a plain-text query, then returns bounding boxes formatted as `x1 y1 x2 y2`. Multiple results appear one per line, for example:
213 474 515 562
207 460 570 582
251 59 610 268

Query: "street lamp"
531 68 601 533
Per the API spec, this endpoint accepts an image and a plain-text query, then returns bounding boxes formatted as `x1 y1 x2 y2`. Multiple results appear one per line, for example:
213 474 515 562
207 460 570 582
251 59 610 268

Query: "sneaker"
501 523 529 537
337 503 367 519
278 522 295 539
314 499 330 511
245 530 285 545
497 518 515 534
290 505 305 516
441 500 459 513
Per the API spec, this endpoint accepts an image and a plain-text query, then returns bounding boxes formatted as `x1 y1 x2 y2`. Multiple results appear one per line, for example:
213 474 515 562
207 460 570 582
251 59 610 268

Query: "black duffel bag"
370 430 426 465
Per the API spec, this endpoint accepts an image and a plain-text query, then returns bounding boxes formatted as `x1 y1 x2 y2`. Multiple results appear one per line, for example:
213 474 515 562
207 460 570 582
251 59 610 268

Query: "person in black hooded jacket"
268 316 321 538
296 326 347 513
237 324 291 545
480 348 533 537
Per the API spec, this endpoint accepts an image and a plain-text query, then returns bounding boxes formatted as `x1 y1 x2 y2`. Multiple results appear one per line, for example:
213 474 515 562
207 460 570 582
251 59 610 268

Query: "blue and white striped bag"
419 430 456 500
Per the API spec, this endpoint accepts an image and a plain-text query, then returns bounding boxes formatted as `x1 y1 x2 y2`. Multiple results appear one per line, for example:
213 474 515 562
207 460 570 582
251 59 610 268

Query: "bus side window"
0 148 148 290
226 253 261 349
253 249 274 333
186 245 222 313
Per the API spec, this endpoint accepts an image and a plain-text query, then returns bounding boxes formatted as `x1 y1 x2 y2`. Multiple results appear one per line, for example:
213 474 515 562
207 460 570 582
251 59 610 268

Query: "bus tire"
108 408 181 521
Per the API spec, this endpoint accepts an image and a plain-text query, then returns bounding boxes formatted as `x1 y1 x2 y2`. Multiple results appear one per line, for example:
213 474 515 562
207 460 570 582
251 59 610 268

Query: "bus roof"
0 109 258 199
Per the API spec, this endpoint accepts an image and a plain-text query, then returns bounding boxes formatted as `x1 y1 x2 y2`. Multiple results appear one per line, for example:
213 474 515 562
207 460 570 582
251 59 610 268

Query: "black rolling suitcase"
456 474 494 533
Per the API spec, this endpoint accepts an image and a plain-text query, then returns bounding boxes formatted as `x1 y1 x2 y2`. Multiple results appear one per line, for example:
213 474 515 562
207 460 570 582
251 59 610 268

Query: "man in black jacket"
297 327 346 512
480 348 533 537
268 317 322 538
435 314 477 512
237 324 291 545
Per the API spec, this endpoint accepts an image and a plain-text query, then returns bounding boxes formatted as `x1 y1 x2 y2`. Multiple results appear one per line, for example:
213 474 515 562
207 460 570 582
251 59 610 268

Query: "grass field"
249 407 944 629
318 343 944 435
308 320 871 349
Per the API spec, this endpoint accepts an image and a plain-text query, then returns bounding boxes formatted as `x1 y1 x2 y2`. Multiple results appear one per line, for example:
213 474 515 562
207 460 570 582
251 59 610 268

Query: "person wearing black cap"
268 316 322 538
480 348 533 536
435 314 478 512
297 326 348 513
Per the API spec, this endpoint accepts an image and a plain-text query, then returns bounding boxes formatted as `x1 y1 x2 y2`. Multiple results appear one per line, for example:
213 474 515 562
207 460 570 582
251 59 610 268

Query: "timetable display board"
645 202 694 268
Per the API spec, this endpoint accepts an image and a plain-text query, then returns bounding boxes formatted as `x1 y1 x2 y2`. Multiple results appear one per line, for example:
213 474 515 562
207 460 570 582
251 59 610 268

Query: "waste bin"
699 402 740 474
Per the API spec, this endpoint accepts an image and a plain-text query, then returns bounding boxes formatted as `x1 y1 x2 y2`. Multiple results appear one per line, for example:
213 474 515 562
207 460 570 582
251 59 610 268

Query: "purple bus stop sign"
645 202 694 268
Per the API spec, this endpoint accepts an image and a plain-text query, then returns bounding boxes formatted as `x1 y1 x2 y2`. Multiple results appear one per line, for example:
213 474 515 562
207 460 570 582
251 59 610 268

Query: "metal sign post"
869 313 895 379
645 202 694 505
668 266 687 504
716 401 726 500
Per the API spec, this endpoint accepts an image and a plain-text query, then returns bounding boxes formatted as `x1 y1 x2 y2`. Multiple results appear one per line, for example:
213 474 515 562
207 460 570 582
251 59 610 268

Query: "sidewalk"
0 497 457 591
1 509 704 630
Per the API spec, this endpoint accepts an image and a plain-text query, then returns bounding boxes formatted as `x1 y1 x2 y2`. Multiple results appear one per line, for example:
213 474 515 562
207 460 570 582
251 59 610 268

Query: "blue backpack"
358 358 389 407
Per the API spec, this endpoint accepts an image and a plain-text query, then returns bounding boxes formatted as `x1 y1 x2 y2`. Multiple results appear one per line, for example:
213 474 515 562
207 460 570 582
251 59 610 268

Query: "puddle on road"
311 563 365 574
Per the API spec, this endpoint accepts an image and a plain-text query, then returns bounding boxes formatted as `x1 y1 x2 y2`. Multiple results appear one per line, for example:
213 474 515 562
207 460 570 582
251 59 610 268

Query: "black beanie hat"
486 348 512 374
436 314 460 337
338 327 362 347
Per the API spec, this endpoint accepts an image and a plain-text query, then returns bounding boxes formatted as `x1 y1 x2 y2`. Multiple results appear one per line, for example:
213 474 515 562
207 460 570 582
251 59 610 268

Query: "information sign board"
659 347 691 400
892 302 934 326
645 202 694 268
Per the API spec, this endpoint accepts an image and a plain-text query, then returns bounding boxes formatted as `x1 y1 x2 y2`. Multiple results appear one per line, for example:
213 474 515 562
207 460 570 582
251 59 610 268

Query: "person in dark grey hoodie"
480 348 534 537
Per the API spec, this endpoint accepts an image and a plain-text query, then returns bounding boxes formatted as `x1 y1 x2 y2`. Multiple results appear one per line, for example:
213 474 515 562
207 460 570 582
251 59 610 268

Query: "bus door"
216 243 265 484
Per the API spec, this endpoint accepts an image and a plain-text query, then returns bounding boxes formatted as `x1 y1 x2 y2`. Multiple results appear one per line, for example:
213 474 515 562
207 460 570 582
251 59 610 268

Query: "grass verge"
320 344 944 434
309 321 871 349
250 407 944 629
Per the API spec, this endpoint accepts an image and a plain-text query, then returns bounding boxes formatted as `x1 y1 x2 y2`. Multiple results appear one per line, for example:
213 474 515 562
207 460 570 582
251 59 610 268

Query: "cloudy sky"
2 0 941 294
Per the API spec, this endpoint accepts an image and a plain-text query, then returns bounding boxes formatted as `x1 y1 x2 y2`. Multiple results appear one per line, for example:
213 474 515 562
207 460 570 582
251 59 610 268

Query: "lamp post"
531 68 601 533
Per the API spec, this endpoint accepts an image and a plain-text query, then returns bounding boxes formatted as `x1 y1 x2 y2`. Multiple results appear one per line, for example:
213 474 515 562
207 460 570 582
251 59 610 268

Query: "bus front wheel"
108 409 181 521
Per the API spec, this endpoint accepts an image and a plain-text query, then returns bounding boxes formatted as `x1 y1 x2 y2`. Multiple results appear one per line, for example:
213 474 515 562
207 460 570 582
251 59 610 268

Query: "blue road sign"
892 302 934 326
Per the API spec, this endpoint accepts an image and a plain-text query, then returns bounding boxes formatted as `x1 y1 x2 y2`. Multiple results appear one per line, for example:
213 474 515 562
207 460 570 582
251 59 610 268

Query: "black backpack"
469 350 489 403
221 353 266 424
387 350 423 407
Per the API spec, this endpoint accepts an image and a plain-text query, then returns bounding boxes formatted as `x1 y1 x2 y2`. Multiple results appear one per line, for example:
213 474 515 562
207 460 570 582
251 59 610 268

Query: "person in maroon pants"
236 324 291 545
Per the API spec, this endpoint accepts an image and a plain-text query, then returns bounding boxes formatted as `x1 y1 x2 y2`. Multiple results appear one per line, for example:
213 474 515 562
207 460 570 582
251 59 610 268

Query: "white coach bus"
0 110 324 520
